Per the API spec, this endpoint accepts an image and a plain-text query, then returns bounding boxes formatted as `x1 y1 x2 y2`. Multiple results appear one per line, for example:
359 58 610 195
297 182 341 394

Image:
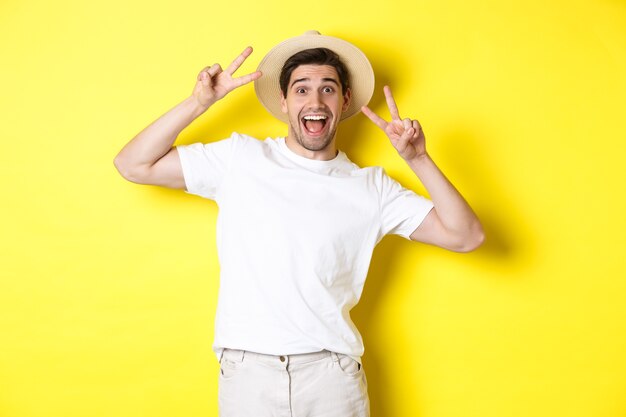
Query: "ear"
342 88 352 112
280 93 288 114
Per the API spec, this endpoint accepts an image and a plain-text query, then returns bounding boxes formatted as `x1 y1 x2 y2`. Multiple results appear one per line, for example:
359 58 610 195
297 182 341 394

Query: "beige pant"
218 348 370 417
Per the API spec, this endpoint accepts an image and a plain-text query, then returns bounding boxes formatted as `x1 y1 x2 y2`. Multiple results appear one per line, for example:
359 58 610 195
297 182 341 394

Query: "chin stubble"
289 120 337 152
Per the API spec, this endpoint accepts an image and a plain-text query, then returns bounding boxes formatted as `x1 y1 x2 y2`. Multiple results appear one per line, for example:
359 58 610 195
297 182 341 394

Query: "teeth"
303 115 327 120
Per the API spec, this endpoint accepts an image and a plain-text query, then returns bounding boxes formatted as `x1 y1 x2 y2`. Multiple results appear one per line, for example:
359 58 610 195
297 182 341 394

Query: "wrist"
186 95 212 117
405 152 436 178
406 151 431 168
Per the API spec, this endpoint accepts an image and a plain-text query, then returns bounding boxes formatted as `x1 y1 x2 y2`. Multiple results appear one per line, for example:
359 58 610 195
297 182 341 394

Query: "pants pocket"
336 353 363 377
219 349 244 380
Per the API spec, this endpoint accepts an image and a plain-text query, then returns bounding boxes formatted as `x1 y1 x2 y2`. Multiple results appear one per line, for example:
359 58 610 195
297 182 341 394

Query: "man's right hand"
192 46 262 108
114 47 262 190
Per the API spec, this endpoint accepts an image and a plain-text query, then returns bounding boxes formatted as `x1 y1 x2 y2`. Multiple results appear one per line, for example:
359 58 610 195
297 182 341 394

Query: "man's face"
280 64 351 154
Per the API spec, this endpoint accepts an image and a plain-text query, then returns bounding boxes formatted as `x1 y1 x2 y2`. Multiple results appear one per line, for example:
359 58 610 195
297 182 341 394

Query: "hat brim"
254 32 375 123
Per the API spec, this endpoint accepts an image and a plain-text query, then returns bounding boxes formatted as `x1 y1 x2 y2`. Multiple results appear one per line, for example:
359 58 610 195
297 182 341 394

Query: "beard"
288 118 338 152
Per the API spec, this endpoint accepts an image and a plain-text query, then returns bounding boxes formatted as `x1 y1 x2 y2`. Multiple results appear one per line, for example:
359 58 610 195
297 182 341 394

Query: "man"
114 31 483 417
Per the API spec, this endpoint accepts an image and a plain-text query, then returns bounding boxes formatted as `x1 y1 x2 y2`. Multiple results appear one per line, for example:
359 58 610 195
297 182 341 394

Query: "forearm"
361 85 483 250
114 96 210 171
407 153 484 242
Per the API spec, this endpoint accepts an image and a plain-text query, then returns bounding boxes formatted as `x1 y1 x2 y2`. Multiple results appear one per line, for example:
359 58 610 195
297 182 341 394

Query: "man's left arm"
362 86 484 253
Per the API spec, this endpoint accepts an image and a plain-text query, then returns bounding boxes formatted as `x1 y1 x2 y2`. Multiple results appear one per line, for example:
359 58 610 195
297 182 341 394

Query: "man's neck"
284 135 338 161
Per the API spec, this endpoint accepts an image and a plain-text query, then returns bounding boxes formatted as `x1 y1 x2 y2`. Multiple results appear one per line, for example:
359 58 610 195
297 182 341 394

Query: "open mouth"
301 114 329 136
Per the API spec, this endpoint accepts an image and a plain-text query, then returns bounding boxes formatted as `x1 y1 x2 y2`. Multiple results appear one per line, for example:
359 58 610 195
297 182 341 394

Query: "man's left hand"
361 86 426 162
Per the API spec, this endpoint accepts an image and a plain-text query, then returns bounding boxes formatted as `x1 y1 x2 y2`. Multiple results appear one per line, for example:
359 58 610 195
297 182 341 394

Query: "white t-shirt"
177 133 433 363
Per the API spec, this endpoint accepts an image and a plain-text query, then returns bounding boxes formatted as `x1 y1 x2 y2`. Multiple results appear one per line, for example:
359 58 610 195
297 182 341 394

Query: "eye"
296 87 306 94
322 86 334 93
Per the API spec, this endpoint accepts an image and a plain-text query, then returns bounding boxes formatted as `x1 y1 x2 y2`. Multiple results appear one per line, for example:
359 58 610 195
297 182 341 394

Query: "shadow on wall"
436 124 533 265
350 133 527 416
352 236 415 417
345 47 530 416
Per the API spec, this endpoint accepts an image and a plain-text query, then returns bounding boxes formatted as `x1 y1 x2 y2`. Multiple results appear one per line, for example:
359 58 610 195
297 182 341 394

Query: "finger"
200 71 210 86
384 86 401 120
225 46 253 76
412 120 421 136
197 66 211 81
402 117 412 132
231 70 263 88
361 106 388 130
207 63 222 77
399 124 416 147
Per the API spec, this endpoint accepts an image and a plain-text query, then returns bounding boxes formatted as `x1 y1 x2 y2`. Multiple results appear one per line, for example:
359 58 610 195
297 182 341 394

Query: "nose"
307 90 325 109
309 90 322 104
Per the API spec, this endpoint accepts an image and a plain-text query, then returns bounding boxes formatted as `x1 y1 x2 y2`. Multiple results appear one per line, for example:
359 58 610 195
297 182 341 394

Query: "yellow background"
1 0 625 416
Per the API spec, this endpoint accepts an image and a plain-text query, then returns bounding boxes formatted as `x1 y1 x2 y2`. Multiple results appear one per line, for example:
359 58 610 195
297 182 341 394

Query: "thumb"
200 71 210 87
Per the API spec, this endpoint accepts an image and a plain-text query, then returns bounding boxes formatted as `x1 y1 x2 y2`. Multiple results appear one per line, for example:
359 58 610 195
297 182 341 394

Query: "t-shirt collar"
276 137 349 169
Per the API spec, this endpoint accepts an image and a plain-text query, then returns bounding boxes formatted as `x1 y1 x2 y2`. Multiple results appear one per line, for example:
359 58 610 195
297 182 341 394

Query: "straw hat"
254 30 375 123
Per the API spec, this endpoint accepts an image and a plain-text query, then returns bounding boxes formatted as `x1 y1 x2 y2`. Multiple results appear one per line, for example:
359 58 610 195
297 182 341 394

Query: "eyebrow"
290 77 340 88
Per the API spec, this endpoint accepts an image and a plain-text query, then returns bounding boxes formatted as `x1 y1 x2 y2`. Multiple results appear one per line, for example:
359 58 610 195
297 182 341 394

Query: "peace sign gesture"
192 46 262 108
361 86 426 162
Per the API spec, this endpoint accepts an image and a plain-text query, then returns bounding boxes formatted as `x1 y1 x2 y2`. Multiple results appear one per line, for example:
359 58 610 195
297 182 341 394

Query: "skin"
113 46 484 252
279 64 351 161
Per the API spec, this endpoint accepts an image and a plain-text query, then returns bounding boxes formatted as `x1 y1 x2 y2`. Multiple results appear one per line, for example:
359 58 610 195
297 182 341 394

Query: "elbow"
455 224 485 253
457 234 485 253
113 155 131 181
113 155 144 184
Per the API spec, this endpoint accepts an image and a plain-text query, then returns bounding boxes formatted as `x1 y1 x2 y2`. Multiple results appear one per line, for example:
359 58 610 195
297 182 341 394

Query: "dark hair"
279 48 350 98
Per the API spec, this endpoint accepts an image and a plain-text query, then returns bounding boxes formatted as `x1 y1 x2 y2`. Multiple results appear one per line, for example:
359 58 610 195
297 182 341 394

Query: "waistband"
220 348 341 367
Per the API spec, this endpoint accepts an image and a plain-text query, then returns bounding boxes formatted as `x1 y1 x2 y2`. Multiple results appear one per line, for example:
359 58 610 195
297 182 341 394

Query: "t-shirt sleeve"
378 168 434 239
176 133 240 200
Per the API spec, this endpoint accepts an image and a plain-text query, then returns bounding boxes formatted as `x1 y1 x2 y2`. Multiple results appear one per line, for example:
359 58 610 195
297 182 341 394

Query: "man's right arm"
113 47 262 189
